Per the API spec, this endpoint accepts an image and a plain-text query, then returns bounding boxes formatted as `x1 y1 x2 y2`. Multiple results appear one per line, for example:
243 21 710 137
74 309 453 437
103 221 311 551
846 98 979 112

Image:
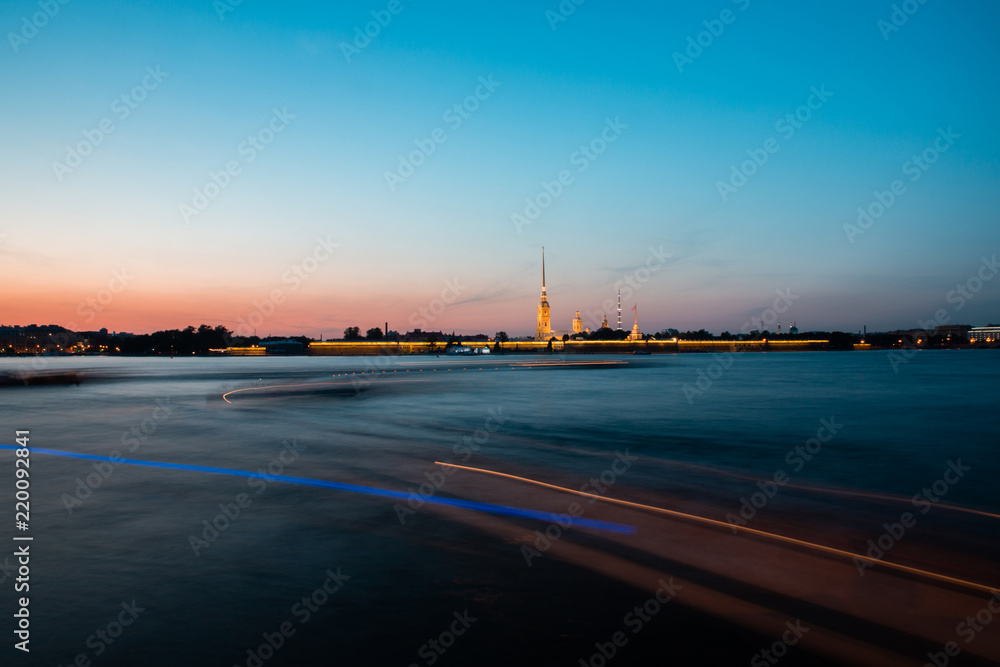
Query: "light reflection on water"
0 351 997 665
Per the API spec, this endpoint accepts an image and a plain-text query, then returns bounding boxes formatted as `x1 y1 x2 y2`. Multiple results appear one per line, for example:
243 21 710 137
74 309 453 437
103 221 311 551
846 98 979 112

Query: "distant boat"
632 350 650 355
447 345 490 355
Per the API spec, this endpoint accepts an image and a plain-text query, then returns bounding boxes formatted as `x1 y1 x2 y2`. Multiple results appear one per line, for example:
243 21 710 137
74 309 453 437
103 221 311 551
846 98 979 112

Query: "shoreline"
4 344 999 359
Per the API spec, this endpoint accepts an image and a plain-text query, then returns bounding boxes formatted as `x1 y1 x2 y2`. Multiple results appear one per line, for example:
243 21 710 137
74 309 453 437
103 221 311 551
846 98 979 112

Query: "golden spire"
536 247 551 339
539 246 548 304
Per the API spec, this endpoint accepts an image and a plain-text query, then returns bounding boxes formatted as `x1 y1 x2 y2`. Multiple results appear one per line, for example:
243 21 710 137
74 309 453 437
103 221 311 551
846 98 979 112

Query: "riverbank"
305 339 834 356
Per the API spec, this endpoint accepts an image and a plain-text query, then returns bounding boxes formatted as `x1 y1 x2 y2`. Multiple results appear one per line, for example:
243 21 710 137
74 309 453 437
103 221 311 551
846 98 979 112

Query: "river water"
0 350 997 665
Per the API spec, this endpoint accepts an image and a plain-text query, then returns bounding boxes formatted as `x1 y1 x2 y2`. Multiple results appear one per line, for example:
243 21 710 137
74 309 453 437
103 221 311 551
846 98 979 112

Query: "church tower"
536 247 551 340
572 310 583 334
628 304 642 340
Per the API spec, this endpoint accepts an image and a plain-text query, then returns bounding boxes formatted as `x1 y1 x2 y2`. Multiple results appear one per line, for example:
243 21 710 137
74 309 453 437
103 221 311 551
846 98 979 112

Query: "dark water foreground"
0 351 997 666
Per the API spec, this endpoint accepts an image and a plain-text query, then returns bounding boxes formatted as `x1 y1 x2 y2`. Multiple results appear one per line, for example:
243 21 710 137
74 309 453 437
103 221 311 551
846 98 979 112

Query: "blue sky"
2 0 998 336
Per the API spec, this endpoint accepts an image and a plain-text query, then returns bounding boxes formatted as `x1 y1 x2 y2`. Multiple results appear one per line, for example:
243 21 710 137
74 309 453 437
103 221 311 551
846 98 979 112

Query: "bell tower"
536 247 551 340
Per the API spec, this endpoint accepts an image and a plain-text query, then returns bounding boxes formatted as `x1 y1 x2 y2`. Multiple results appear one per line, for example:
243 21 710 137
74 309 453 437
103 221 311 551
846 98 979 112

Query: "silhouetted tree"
365 327 383 340
589 327 629 341
343 326 361 340
678 329 713 340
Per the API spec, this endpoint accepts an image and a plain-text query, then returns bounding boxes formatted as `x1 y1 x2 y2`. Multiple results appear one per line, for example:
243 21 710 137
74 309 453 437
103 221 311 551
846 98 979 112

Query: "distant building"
531 249 649 340
933 324 972 341
260 339 305 355
628 305 642 341
536 248 551 340
969 326 1000 343
533 248 578 340
0 324 76 354
227 347 266 356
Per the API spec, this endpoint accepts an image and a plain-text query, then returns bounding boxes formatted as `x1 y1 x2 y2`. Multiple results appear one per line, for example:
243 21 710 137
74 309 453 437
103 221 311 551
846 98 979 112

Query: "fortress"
303 248 831 355
534 248 640 341
534 247 583 340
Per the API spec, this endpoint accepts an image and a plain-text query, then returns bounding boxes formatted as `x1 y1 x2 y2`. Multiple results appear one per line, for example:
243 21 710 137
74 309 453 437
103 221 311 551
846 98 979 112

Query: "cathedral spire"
541 246 545 289
536 247 551 340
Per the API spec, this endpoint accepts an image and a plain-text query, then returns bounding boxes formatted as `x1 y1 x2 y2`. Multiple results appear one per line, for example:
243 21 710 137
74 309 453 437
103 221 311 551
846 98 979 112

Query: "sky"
1 0 998 337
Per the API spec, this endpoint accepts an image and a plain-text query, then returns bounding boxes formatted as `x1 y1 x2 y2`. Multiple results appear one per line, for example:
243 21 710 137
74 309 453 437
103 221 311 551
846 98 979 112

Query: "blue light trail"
0 444 636 535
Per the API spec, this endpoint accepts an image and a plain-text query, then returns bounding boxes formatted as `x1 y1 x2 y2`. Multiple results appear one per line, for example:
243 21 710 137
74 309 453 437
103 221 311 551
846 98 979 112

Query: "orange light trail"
648 459 1000 521
435 461 999 595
